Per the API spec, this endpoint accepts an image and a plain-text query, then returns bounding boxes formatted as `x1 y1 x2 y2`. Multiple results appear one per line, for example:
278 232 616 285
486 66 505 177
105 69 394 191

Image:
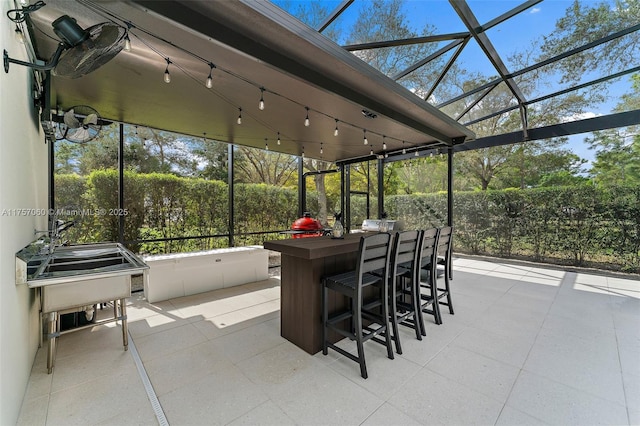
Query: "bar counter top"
263 232 367 260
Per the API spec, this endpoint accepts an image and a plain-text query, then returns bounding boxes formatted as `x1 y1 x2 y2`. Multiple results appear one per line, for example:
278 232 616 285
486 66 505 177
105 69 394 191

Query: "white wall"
0 0 49 422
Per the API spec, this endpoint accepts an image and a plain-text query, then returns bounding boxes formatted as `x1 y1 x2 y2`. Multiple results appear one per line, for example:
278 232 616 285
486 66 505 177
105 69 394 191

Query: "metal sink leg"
46 312 59 374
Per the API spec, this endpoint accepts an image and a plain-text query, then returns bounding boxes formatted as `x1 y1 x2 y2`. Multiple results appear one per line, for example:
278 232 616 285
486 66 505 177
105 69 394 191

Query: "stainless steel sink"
15 242 149 373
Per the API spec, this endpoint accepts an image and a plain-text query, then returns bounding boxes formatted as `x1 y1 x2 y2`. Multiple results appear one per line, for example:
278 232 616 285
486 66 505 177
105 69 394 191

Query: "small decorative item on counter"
332 212 344 239
379 212 389 233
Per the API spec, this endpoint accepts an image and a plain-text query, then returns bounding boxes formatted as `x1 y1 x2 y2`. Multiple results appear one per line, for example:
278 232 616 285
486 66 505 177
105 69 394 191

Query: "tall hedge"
54 173 639 273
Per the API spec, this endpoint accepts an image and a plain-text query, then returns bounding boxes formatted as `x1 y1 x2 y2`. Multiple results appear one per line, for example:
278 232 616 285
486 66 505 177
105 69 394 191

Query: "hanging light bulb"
363 129 368 145
301 147 305 158
370 146 374 156
320 143 324 155
15 27 24 43
304 107 310 127
385 152 389 158
237 108 242 125
203 132 207 142
430 152 434 158
415 150 419 157
334 119 339 137
205 63 214 88
402 141 406 155
258 87 265 110
163 58 171 83
277 132 281 145
265 138 269 151
382 136 387 151
124 33 131 51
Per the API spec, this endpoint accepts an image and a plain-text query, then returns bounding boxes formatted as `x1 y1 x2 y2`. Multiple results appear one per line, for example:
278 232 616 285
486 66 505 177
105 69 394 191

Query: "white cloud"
560 111 600 123
530 7 541 14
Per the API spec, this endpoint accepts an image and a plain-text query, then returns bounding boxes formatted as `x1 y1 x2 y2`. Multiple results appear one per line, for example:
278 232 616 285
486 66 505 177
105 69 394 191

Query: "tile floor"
17 258 640 425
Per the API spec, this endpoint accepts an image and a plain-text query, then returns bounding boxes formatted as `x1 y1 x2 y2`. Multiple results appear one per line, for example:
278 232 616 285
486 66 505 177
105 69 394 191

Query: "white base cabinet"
143 247 269 303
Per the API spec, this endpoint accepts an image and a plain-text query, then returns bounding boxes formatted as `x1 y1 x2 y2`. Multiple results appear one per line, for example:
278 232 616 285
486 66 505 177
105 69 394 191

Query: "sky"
272 0 634 168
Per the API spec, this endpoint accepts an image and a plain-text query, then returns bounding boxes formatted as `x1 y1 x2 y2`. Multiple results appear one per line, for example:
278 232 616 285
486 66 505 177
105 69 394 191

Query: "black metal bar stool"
387 230 423 354
322 233 394 379
416 228 442 334
435 226 455 318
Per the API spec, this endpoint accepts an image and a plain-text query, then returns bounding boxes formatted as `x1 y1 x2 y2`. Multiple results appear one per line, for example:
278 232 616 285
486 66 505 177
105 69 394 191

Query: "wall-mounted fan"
4 15 126 78
56 106 102 143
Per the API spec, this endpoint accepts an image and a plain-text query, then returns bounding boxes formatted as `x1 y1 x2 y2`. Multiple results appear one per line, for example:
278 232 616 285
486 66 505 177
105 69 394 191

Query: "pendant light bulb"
363 130 368 145
382 136 387 151
265 138 269 151
237 108 242 125
124 34 131 51
258 88 265 110
320 144 324 155
301 147 305 158
205 63 214 89
304 107 310 127
163 58 171 83
430 152 434 158
277 132 281 145
334 121 339 137
415 150 419 157
402 141 406 155
370 147 374 156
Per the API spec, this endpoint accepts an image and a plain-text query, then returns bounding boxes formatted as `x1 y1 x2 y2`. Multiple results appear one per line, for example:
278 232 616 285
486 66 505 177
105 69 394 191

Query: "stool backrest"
390 230 422 279
358 233 393 277
418 228 440 280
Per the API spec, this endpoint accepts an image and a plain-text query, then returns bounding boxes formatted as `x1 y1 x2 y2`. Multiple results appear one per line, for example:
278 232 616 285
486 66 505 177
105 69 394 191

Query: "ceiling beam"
455 110 640 151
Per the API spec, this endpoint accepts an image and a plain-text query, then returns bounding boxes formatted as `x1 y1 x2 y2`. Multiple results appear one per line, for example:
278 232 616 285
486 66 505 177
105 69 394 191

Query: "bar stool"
322 233 394 379
435 226 455 317
387 230 423 354
416 228 442 334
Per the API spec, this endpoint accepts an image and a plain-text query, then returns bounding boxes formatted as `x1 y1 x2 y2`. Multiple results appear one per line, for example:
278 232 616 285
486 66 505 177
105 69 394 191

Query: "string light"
382 135 387 151
237 108 242 125
370 145 374 156
402 141 406 155
430 152 434 158
334 119 339 137
320 143 323 155
265 138 269 151
301 146 305 158
163 58 171 83
415 149 419 157
277 132 281 145
205 63 214 88
124 33 131 51
203 132 207 142
258 87 265 110
363 129 368 145
304 107 310 127
15 27 24 43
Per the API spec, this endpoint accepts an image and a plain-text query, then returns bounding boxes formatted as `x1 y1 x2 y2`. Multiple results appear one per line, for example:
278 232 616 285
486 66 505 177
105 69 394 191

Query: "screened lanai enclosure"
10 0 640 270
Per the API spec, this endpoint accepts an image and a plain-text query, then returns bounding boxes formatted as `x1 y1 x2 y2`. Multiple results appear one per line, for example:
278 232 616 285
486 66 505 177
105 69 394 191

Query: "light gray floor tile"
95 404 159 426
208 322 287 363
361 402 422 426
524 328 625 405
387 369 503 425
45 363 152 426
16 395 48 426
226 400 295 426
451 326 536 368
127 311 190 338
495 406 551 426
507 370 628 425
143 339 236 396
327 340 421 399
267 365 384 426
425 345 521 403
159 364 269 425
133 322 207 362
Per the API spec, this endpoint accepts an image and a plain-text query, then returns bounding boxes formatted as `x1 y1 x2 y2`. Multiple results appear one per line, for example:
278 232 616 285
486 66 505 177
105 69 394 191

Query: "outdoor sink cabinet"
16 241 149 373
264 233 366 354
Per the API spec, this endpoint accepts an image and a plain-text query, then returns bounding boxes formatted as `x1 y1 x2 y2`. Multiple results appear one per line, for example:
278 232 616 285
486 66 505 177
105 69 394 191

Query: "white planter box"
143 247 269 303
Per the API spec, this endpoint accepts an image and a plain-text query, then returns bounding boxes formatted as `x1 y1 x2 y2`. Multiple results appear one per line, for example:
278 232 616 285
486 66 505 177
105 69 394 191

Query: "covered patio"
18 258 639 425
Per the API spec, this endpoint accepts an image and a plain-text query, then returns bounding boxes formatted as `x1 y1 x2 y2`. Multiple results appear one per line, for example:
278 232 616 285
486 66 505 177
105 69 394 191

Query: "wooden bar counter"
264 233 367 354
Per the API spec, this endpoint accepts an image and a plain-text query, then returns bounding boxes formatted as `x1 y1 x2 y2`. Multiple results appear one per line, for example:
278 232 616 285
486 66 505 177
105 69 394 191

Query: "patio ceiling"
24 0 473 162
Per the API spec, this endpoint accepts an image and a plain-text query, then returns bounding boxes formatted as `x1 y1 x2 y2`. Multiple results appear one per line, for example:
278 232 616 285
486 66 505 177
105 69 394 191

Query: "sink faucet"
35 211 77 254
